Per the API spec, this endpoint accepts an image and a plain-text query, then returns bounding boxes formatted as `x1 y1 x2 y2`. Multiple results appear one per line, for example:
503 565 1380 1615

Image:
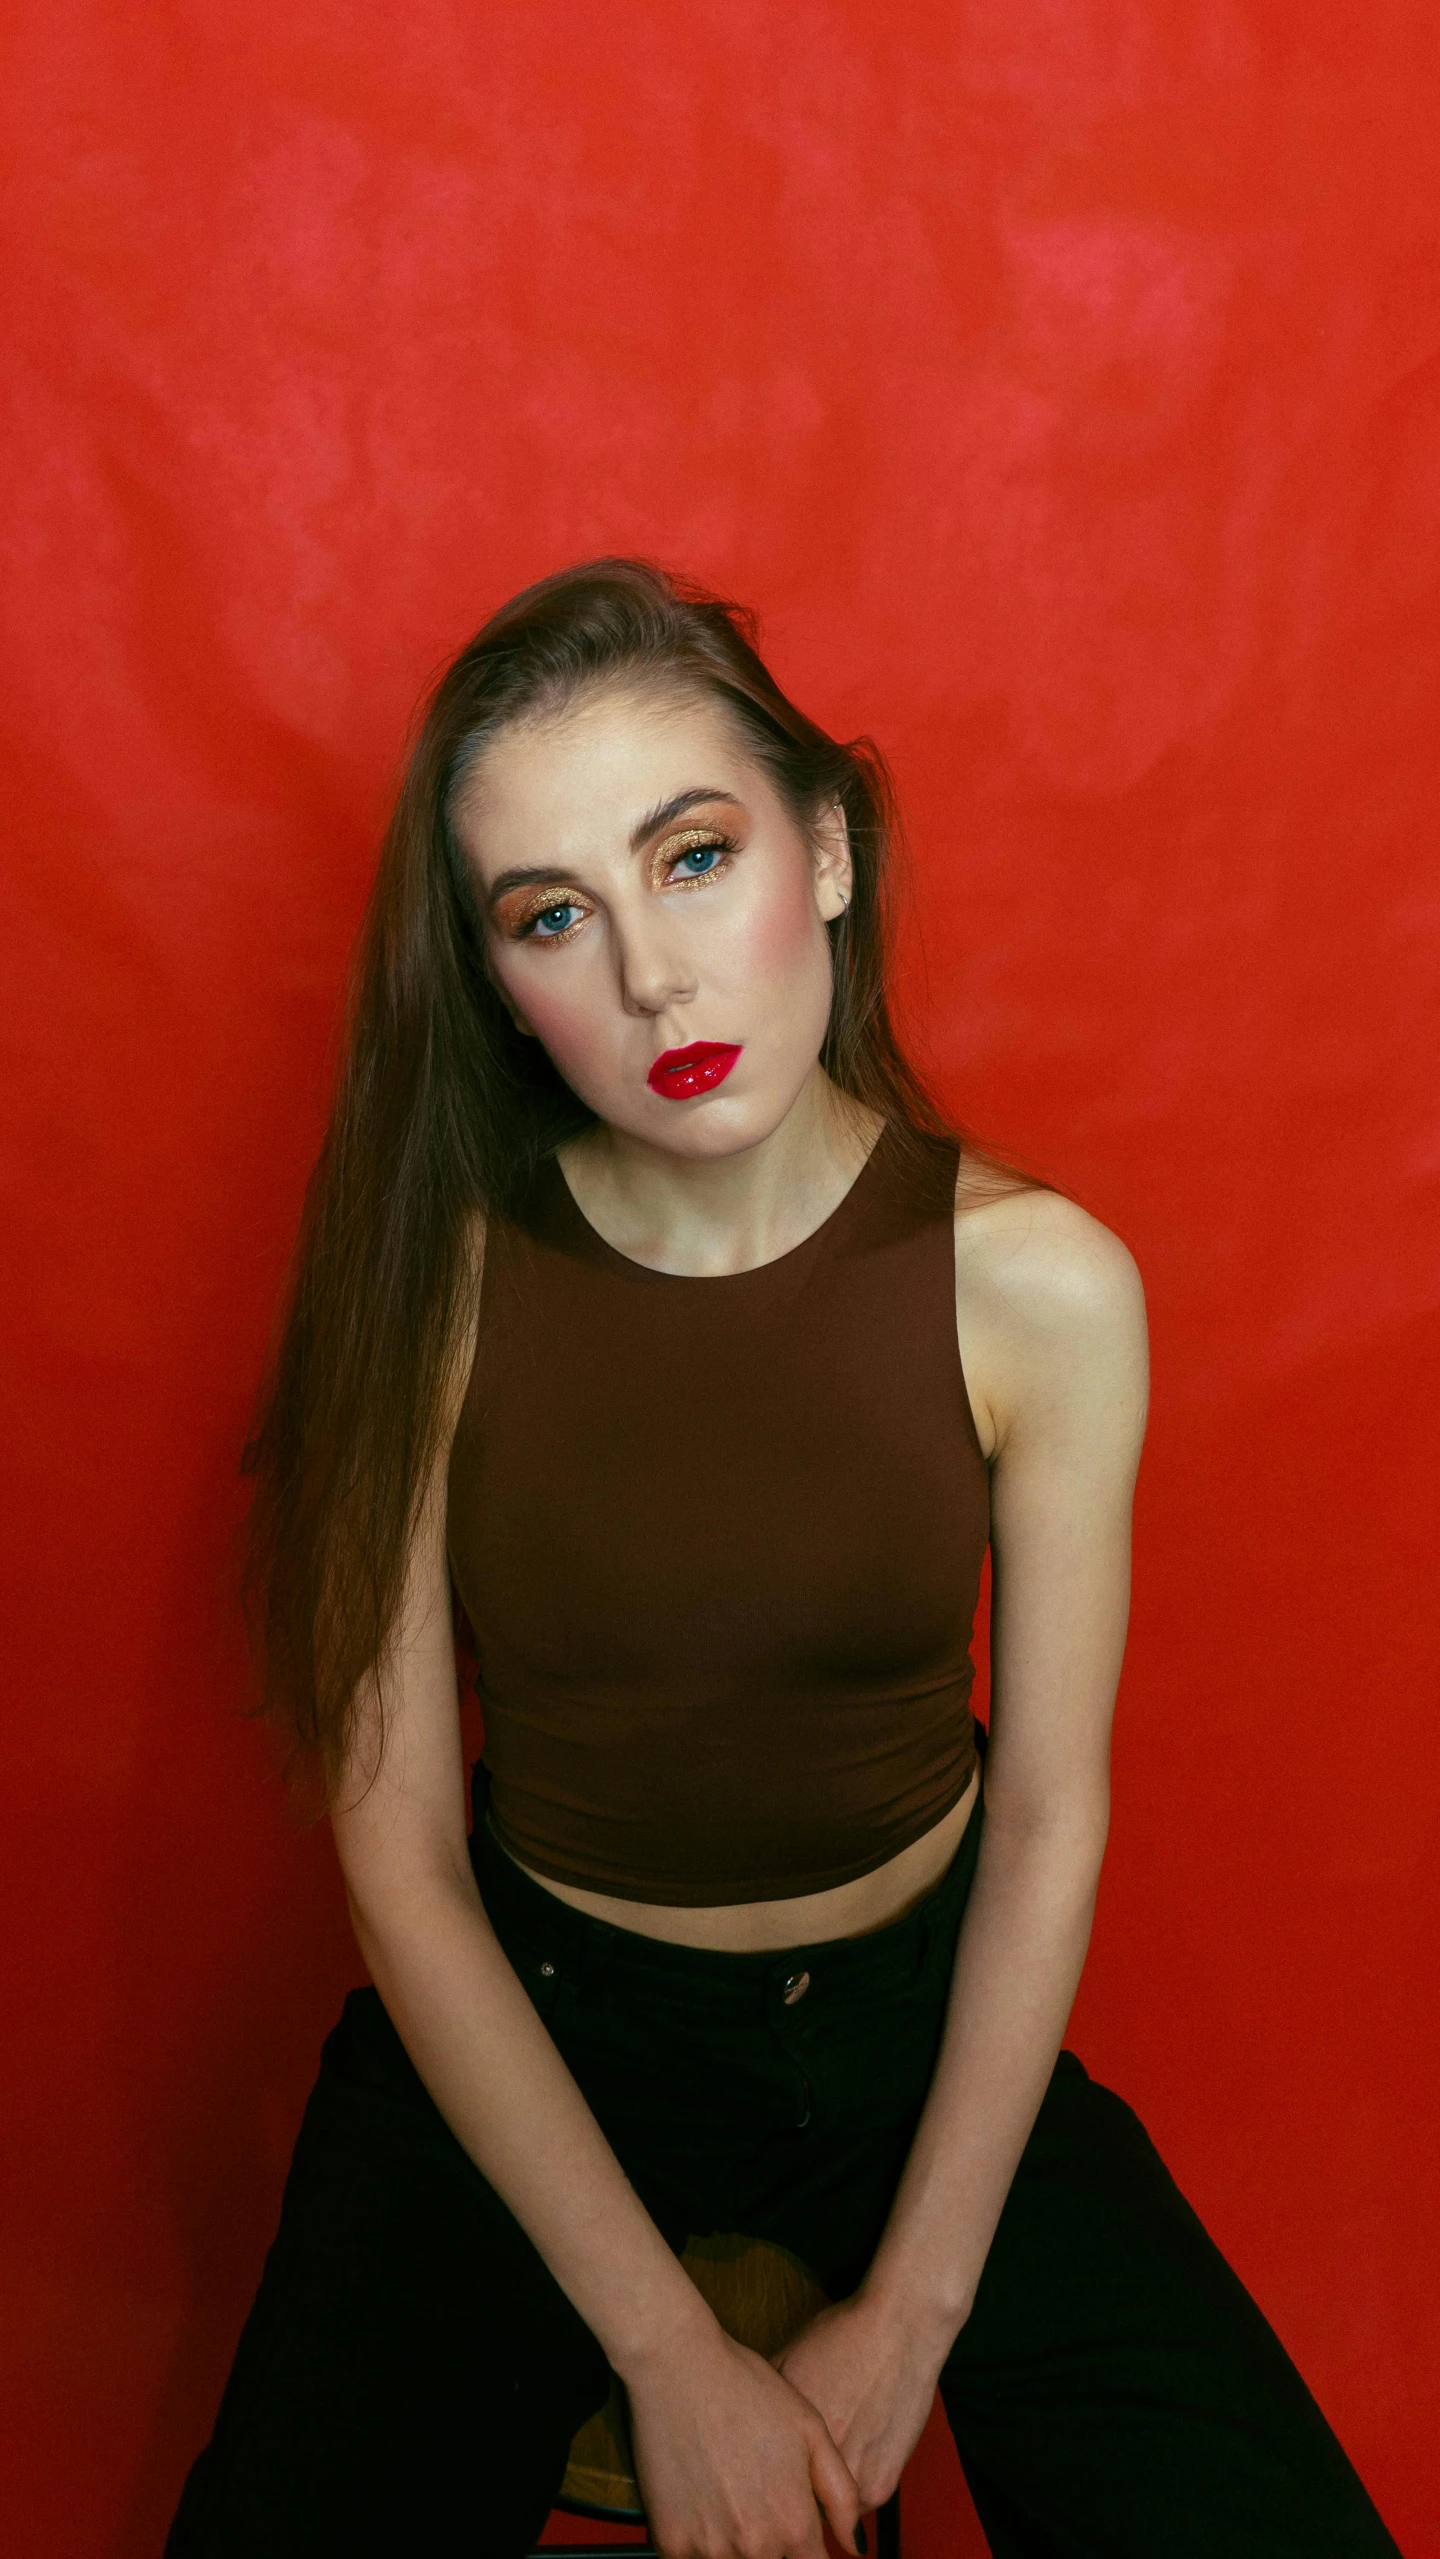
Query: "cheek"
720 864 831 1004
507 967 607 1059
491 948 631 1101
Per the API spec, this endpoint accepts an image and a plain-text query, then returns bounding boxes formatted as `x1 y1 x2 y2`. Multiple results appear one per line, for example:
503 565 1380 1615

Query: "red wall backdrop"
3 5 1437 2553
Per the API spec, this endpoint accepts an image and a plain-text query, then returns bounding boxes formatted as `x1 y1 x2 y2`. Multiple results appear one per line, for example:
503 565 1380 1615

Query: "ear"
811 800 853 922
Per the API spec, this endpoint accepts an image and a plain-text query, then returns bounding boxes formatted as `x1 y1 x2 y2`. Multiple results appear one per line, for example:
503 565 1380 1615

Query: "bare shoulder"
952 1173 1147 1457
954 1175 1145 1340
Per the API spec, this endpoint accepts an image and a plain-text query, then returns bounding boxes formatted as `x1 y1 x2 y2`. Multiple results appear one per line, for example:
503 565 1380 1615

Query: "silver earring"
837 892 850 917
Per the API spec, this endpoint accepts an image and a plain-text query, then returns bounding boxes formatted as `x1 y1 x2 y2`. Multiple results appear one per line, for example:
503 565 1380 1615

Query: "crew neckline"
549 1119 894 1284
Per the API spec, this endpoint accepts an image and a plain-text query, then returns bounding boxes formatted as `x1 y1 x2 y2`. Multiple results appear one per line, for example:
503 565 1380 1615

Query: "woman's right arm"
329 1422 861 2559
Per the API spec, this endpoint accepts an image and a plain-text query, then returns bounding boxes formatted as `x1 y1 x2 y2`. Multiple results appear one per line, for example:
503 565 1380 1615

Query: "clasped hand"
774 2289 952 2514
627 2292 950 2559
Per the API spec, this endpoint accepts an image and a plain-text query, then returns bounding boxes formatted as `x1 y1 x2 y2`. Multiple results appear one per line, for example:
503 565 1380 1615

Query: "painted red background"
3 5 1437 2553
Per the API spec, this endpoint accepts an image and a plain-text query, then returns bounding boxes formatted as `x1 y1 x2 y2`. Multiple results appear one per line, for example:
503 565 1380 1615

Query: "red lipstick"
646 1041 742 1101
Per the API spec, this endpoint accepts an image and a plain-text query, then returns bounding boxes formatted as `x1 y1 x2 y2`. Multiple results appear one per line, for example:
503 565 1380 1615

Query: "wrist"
859 2249 975 2354
606 2269 723 2387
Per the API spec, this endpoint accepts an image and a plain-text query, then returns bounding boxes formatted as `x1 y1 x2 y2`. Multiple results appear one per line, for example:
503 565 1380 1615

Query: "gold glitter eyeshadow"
494 827 738 940
499 887 591 937
650 827 737 886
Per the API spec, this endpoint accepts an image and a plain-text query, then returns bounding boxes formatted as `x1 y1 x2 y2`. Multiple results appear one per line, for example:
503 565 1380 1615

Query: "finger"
802 2415 864 2557
788 2503 831 2559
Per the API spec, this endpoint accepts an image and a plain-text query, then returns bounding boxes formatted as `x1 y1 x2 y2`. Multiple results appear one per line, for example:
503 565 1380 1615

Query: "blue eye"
529 902 583 937
674 844 721 877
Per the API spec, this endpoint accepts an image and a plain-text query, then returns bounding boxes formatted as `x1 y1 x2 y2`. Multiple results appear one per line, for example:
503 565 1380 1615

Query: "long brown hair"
243 558 958 1791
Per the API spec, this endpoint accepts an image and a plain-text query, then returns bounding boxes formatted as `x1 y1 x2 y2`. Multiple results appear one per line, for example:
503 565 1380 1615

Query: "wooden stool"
532 2233 901 2558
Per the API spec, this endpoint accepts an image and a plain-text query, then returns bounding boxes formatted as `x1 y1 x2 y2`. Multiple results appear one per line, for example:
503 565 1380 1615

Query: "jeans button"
781 1970 810 2006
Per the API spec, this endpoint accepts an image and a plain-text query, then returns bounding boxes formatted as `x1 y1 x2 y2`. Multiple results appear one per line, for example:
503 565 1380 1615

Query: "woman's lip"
646 1041 743 1100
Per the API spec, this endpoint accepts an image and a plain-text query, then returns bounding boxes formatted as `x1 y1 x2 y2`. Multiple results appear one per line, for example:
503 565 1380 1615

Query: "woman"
170 560 1399 2557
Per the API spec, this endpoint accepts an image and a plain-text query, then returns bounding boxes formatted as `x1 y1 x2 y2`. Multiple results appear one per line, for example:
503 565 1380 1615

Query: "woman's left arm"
777 1188 1149 2508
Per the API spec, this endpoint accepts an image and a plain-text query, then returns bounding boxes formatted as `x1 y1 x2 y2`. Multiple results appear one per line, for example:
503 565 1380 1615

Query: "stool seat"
536 2234 900 2559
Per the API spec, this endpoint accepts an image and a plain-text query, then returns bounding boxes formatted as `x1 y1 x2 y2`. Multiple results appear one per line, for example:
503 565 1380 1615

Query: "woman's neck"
558 1071 883 1277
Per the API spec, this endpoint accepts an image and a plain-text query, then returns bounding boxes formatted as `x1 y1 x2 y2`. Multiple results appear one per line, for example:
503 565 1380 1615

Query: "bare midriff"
503 1767 980 1953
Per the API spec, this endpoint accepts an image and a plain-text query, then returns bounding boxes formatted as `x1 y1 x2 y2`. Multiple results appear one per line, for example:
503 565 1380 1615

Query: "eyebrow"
484 864 582 907
628 785 739 851
484 787 741 909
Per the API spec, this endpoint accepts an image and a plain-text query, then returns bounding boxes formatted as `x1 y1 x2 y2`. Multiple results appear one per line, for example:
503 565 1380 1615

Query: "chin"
650 1067 823 1159
651 1103 780 1159
565 1077 799 1160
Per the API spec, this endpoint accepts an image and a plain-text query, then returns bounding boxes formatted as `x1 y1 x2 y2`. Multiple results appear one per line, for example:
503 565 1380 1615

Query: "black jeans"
169 1789 1399 2557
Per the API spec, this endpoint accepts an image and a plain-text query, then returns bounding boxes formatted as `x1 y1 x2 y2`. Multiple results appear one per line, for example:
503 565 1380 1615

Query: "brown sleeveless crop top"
445 1122 990 1905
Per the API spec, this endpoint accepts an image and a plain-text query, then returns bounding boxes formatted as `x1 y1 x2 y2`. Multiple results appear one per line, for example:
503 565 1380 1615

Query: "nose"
612 913 697 1020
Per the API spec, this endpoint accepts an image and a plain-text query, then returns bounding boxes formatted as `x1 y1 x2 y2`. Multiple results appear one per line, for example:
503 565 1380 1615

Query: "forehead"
452 684 776 878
